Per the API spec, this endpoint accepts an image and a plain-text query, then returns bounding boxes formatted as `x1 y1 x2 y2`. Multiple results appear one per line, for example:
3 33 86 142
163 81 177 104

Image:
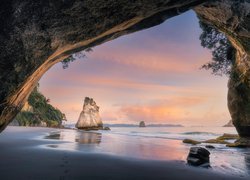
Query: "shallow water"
40 126 250 177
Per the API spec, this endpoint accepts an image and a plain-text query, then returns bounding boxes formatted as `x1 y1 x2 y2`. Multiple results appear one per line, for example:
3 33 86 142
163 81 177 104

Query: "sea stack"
75 97 103 130
139 121 146 127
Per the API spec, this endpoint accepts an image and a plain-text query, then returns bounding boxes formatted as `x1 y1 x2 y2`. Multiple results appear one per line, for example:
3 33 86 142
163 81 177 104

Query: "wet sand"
0 127 247 180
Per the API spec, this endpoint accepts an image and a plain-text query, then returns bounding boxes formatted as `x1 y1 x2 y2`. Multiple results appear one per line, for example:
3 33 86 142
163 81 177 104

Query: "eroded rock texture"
0 0 250 136
0 0 206 131
195 0 250 137
76 97 103 130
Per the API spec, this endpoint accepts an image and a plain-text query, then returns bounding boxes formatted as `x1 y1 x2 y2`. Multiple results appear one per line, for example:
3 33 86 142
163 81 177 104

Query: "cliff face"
14 86 65 127
76 97 103 130
0 0 250 136
195 0 250 137
0 0 206 131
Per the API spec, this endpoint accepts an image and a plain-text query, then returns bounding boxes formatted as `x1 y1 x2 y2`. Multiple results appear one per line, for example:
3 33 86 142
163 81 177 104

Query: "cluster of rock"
75 97 110 131
183 133 250 147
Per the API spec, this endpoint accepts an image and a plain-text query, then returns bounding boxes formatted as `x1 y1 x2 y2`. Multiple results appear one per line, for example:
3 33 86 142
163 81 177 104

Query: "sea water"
44 126 250 177
106 126 237 141
105 126 249 177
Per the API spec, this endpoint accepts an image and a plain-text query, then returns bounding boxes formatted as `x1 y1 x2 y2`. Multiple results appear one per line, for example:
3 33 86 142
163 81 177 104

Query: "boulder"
75 97 103 130
39 121 47 127
187 147 210 167
103 127 111 130
203 139 229 144
205 145 215 149
216 133 239 141
183 139 201 145
183 133 239 146
139 121 146 127
227 138 250 148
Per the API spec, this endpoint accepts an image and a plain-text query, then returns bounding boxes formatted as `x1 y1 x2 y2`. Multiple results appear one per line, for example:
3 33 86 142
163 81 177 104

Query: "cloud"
116 97 207 124
39 10 230 126
88 39 211 75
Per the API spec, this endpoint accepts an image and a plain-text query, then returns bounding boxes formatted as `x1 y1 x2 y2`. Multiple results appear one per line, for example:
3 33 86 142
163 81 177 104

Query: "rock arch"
0 0 249 136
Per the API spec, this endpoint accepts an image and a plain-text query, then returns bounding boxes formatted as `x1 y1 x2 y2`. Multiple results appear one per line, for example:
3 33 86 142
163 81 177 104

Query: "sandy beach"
0 126 248 180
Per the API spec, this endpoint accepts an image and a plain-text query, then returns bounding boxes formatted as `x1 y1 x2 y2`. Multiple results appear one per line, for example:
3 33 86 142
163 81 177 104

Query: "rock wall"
195 0 250 137
75 97 103 130
14 86 65 127
21 101 33 112
0 0 205 132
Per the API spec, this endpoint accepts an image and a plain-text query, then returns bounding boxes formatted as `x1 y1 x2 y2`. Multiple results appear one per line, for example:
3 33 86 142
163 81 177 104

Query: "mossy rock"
227 137 250 148
183 139 201 145
216 133 239 141
203 139 229 144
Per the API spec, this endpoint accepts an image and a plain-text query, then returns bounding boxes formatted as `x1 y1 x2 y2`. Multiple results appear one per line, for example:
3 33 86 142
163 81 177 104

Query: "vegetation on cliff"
61 48 92 69
199 21 236 76
15 86 65 127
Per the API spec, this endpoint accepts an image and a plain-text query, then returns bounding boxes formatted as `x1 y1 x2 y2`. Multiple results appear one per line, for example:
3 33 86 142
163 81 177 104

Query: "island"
139 121 146 127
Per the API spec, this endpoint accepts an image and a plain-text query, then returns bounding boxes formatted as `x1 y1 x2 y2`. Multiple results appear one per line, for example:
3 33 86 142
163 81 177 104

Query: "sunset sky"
39 10 230 126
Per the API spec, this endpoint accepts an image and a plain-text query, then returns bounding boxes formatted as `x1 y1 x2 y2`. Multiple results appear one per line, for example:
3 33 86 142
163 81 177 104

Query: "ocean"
105 126 238 141
44 126 250 177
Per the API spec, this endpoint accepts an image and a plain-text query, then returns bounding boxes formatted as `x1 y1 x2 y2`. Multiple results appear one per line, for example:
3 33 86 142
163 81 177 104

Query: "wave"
111 132 181 140
106 129 222 141
182 131 219 135
130 131 170 134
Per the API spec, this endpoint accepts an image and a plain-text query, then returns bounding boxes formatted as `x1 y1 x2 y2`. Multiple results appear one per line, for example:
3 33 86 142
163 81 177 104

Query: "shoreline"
0 126 248 180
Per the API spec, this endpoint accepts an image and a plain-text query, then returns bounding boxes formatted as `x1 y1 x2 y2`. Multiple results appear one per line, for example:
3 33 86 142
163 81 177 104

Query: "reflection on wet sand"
43 130 103 152
43 129 187 160
44 130 102 144
42 129 250 176
47 144 59 148
244 152 250 175
101 135 188 161
75 132 102 144
44 132 61 140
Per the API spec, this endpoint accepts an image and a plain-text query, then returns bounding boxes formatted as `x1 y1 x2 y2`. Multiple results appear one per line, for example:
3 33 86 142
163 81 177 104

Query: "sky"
39 10 231 126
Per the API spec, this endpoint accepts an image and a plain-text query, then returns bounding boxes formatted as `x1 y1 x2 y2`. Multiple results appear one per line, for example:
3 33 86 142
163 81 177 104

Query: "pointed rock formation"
139 121 146 127
76 97 103 130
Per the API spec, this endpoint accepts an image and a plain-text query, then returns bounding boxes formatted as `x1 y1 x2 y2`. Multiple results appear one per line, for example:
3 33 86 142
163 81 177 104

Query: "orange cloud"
38 11 230 126
116 97 207 124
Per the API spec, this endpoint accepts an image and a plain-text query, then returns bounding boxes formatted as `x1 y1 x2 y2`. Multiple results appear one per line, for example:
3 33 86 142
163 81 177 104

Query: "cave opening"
33 10 231 128
8 10 248 174
1 1 250 178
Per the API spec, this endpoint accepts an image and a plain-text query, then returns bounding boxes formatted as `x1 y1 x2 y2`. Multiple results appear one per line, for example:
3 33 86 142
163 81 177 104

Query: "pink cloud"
116 97 208 124
89 42 212 74
38 11 230 126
